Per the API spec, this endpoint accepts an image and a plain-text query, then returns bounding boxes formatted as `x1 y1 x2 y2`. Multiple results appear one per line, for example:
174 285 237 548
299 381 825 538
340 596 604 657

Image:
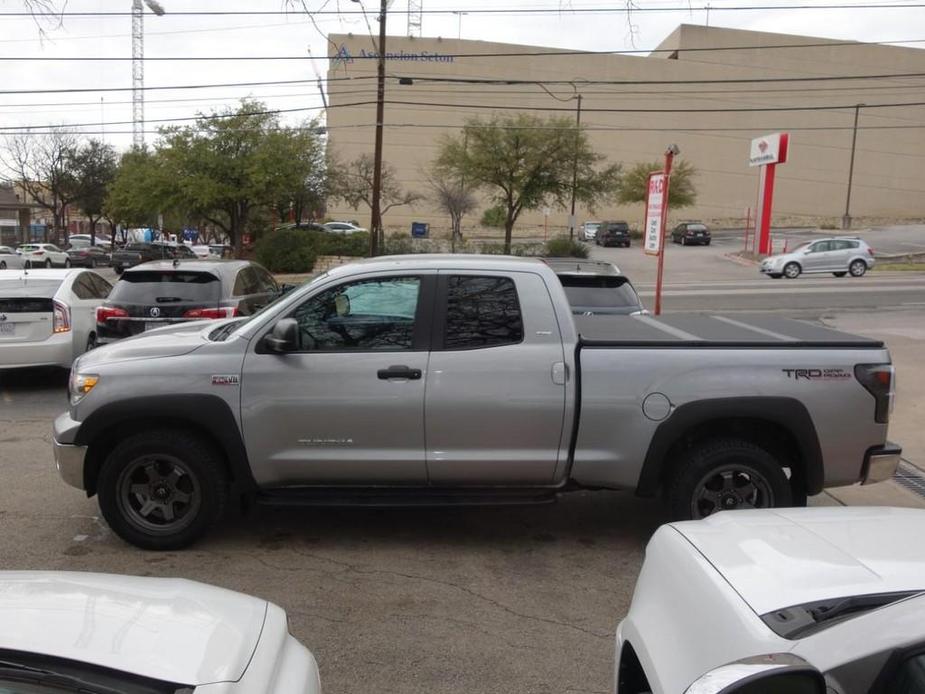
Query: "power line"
5 37 925 60
4 68 925 98
3 4 925 15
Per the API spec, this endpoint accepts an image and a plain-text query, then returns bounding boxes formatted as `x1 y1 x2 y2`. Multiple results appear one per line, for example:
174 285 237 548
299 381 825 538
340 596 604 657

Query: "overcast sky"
1 0 923 152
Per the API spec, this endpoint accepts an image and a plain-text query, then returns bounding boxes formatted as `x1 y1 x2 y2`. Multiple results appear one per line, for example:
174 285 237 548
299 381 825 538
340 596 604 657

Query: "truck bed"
575 313 883 348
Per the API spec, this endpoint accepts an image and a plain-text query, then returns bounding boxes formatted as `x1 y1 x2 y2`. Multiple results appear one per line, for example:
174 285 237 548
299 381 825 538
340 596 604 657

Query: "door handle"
377 365 422 380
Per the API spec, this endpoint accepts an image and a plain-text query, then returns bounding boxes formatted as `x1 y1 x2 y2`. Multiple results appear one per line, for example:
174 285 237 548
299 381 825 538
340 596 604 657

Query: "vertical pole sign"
645 148 675 315
749 132 789 256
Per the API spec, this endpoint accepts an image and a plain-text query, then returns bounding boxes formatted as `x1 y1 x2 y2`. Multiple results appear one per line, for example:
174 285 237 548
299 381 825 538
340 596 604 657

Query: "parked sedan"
0 571 322 693
0 245 26 270
761 237 875 279
96 259 280 342
671 222 711 246
616 507 925 694
66 242 111 268
323 221 367 234
0 268 112 369
17 243 71 268
581 221 602 242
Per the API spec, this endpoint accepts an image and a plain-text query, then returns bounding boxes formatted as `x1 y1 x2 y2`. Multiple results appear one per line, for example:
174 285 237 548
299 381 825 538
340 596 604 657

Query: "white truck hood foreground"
671 506 925 615
0 571 267 686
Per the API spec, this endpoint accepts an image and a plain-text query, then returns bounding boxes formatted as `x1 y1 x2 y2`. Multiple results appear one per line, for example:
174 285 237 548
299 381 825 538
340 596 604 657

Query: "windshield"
604 223 628 233
110 271 221 304
558 275 641 311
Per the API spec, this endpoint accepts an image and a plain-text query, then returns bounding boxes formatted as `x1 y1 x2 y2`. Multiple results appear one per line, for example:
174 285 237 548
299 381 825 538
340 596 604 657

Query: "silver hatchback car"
760 237 875 279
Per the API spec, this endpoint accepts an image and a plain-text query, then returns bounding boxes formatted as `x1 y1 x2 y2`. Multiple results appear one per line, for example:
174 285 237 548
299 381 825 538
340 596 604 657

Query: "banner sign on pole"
644 172 667 256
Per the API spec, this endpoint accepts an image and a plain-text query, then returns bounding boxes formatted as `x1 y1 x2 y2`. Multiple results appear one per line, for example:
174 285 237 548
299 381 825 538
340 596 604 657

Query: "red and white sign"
749 132 789 167
644 172 667 256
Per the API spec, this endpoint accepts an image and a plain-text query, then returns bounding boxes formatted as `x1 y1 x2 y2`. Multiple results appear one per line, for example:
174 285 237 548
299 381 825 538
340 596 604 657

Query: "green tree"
104 148 165 230
435 114 622 254
68 139 118 243
617 159 698 209
106 100 326 256
273 121 329 228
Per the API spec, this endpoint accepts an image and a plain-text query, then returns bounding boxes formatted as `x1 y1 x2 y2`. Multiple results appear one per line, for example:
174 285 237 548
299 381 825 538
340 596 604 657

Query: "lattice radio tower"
132 0 166 149
407 0 422 37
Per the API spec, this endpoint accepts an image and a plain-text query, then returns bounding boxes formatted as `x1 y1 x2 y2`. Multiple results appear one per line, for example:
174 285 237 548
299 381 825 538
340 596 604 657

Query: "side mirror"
264 318 299 353
685 655 825 694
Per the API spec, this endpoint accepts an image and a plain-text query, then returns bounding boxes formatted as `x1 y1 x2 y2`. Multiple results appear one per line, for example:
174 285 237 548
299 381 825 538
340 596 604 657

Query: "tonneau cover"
576 313 883 348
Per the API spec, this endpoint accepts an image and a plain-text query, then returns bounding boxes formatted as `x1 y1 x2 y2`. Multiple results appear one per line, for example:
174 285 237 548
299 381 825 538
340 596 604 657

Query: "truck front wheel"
668 438 792 520
97 429 228 550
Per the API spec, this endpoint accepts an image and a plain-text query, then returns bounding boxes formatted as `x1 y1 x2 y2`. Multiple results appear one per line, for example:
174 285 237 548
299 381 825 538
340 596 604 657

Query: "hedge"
255 229 369 273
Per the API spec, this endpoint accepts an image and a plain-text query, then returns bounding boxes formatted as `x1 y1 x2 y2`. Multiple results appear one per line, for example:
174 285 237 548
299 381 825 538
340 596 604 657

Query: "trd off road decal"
782 368 852 381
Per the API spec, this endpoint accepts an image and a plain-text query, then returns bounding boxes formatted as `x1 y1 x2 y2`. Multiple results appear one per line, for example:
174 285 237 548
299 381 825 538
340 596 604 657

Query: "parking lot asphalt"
3 237 925 694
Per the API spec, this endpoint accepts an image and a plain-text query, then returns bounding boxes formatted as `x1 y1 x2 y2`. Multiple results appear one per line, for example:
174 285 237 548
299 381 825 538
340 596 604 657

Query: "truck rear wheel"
97 429 227 550
668 438 792 520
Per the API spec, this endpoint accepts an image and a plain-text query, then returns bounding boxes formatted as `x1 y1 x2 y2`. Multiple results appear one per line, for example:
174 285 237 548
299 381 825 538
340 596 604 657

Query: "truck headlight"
69 372 99 405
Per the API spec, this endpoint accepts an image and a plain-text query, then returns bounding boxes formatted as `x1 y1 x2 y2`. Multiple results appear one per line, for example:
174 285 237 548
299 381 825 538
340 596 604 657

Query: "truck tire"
97 429 228 550
668 438 792 520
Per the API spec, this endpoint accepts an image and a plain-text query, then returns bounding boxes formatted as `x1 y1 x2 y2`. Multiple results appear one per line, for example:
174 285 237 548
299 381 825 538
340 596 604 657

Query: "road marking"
638 285 925 297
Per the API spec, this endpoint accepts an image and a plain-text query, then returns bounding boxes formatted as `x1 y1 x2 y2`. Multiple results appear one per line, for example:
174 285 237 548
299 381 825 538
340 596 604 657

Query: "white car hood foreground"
0 571 267 686
671 506 925 615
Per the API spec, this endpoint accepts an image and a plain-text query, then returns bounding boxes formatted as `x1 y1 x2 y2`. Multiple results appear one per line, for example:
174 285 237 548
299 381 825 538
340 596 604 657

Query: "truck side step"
256 486 559 508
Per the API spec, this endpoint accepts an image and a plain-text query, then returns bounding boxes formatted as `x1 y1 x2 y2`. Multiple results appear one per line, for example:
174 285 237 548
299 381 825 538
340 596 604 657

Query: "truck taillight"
52 300 71 333
855 364 894 424
183 307 238 319
96 306 128 323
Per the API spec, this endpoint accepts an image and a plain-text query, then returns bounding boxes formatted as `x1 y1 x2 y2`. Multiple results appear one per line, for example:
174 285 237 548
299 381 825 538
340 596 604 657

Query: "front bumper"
53 439 87 490
862 441 903 485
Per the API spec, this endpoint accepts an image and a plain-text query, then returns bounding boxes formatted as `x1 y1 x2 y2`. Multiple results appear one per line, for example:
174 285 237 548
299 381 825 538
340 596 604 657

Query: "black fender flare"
75 394 257 497
635 397 824 496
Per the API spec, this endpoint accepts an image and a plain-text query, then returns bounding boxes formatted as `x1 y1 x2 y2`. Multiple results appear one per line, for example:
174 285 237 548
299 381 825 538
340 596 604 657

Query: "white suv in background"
760 237 875 279
582 221 602 241
616 507 925 694
17 243 71 268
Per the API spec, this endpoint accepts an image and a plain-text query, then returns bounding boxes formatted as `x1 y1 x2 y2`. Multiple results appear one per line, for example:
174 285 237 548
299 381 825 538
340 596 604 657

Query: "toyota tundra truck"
52 255 901 550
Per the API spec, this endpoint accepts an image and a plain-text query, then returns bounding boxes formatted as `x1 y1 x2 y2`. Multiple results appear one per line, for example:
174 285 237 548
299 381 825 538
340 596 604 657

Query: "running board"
256 487 559 508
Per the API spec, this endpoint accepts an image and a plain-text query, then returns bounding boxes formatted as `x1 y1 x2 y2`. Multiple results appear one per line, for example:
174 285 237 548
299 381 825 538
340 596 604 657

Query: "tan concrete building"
325 25 925 238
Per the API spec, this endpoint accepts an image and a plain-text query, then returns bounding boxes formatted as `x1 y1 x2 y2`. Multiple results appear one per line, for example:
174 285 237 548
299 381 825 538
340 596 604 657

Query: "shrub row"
255 229 369 273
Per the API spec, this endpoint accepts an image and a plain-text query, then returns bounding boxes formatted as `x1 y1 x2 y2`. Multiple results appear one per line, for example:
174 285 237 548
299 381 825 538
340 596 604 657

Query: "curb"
722 253 759 267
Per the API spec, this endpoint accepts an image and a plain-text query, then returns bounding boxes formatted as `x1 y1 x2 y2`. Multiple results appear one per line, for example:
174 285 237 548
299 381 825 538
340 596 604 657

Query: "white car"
68 233 112 247
0 245 26 270
17 242 71 268
323 221 367 234
616 507 925 694
582 221 602 241
0 571 322 693
0 268 112 369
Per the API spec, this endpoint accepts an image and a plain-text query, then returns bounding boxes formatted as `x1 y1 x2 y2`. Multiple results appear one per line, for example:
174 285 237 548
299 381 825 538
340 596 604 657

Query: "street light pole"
568 93 582 240
368 0 388 257
842 103 863 230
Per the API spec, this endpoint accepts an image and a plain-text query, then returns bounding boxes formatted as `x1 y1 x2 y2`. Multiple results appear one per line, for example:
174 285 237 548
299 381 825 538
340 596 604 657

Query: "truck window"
443 275 523 350
292 276 421 351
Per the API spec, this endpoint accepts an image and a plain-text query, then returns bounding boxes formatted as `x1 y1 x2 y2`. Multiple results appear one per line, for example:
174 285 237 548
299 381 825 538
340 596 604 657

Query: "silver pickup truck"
53 255 901 550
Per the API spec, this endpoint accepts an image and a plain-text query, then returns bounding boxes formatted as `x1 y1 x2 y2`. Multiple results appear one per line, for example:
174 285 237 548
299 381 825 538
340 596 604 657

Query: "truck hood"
0 571 268 686
80 320 218 367
671 507 925 615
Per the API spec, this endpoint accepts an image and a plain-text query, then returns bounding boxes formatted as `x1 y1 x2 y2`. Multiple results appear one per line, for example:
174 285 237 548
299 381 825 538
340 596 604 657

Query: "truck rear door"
424 271 569 485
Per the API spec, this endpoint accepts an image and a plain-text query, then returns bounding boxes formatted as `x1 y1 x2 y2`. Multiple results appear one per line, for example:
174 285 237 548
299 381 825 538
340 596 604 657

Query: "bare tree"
429 171 477 252
2 129 79 242
333 153 423 249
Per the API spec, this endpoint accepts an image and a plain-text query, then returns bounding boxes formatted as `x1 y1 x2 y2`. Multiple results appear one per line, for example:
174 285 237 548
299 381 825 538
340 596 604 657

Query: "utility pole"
369 0 388 256
842 103 863 230
568 94 582 240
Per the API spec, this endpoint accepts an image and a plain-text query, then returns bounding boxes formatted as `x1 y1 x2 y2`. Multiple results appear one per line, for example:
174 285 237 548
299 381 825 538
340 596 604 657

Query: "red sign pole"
653 150 675 316
757 162 777 256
